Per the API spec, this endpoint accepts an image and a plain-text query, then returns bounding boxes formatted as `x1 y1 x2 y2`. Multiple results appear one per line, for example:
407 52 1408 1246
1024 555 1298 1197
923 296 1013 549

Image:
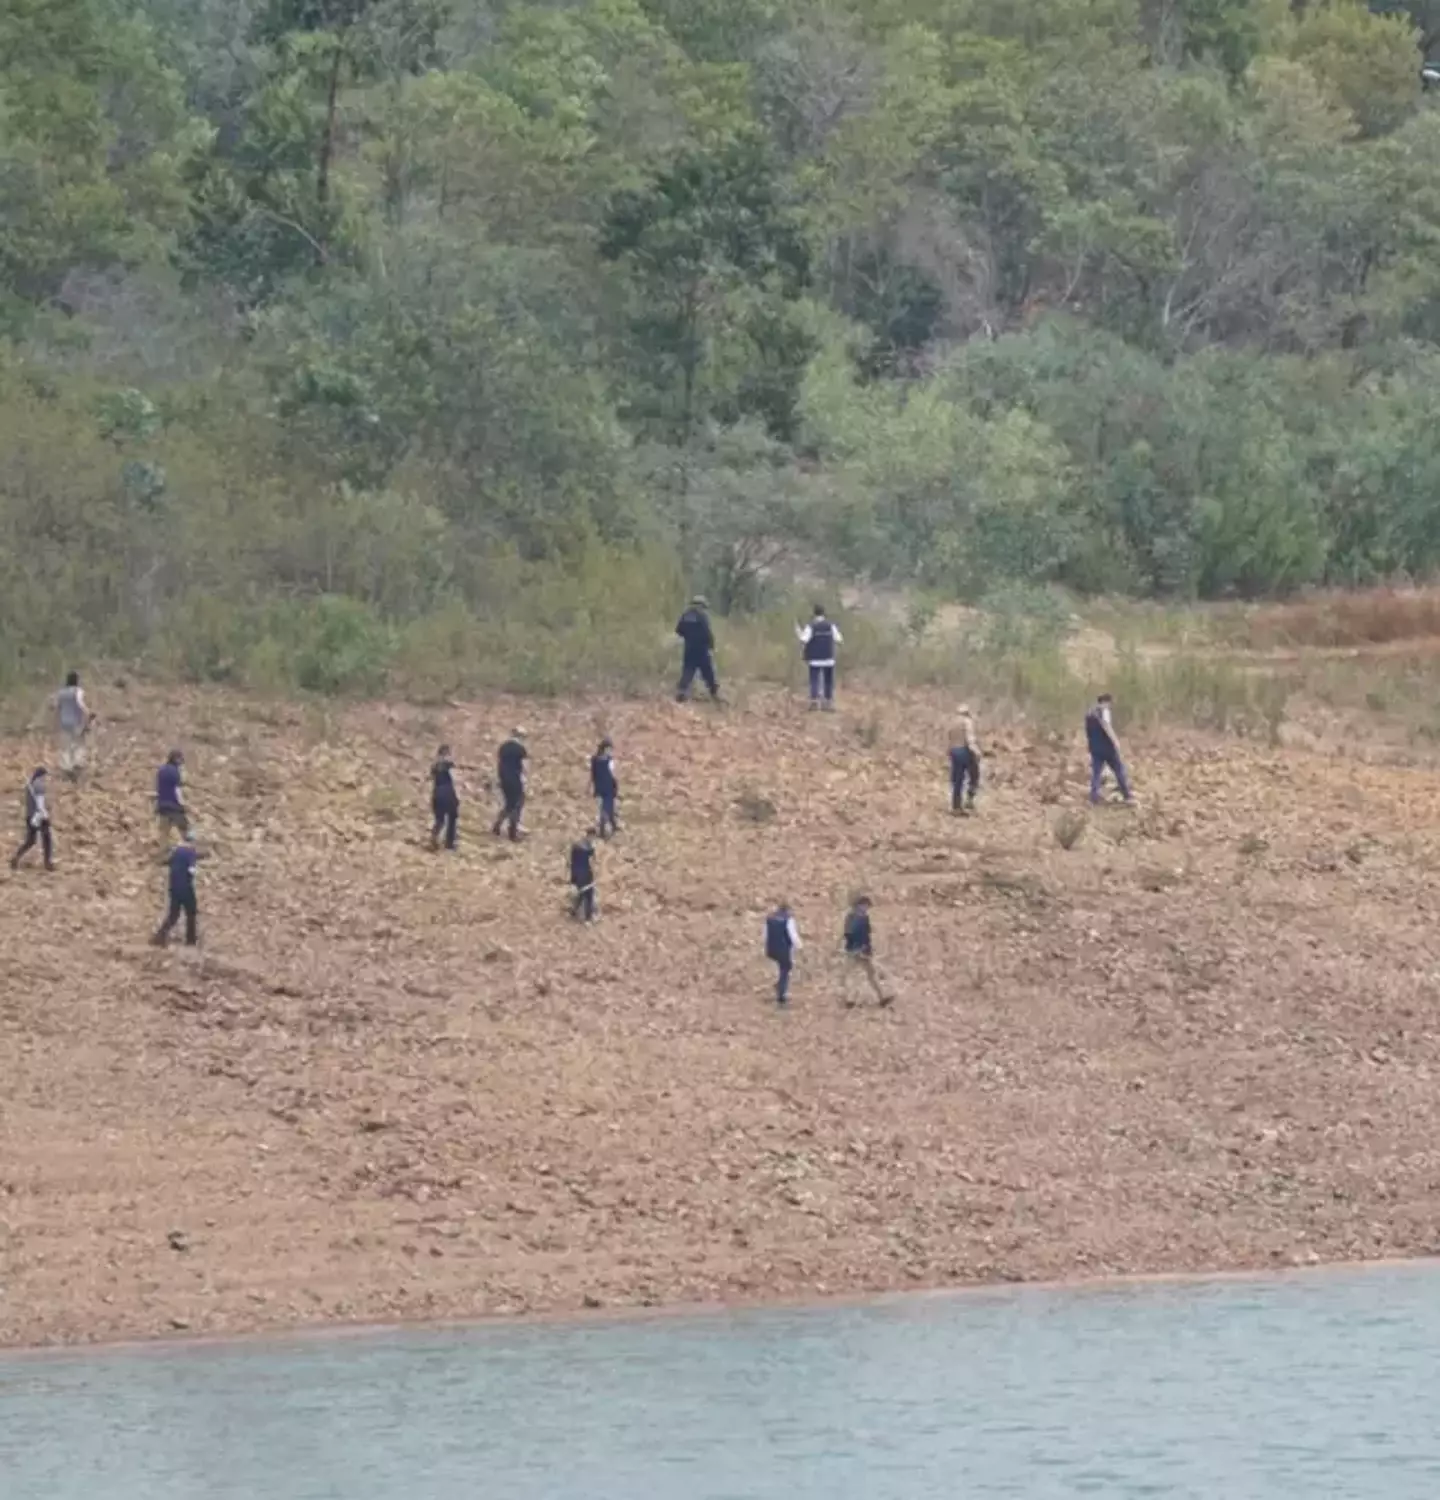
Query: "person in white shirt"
55 671 91 781
765 902 802 1005
1085 692 1133 805
795 604 843 710
949 704 980 813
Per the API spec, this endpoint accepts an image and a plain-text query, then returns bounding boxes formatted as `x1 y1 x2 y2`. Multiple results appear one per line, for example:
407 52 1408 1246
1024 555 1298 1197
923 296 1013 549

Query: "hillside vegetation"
7 2 1440 696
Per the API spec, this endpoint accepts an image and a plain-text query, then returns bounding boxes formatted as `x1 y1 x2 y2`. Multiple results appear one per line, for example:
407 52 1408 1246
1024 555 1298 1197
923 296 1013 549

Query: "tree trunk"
315 30 347 257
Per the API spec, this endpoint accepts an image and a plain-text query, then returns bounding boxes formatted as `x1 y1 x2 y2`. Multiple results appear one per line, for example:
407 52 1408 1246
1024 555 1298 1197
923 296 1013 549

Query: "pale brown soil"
4 682 1440 1349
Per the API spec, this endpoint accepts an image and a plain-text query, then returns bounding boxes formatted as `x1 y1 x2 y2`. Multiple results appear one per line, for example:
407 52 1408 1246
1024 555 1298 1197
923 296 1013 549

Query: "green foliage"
4 0 1440 688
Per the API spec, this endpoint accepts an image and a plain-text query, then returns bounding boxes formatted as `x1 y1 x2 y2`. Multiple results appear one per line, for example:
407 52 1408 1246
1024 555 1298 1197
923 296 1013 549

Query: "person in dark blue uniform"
675 597 720 702
492 730 527 840
795 605 843 710
569 830 597 921
591 738 619 837
1085 693 1133 805
764 901 801 1005
155 748 189 837
152 832 204 947
429 744 459 851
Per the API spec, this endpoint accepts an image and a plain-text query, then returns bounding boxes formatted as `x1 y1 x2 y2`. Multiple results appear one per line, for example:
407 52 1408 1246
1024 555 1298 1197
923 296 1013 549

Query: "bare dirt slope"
4 683 1440 1348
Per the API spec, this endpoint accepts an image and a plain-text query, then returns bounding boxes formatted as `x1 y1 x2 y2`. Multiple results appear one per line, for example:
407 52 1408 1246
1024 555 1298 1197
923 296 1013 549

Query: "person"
843 895 891 1007
795 605 843 710
491 729 527 840
591 737 619 837
10 767 53 872
156 749 189 837
569 830 597 921
152 831 203 947
675 596 720 702
950 704 980 814
429 744 459 851
55 671 92 781
764 901 801 1006
1085 692 1134 805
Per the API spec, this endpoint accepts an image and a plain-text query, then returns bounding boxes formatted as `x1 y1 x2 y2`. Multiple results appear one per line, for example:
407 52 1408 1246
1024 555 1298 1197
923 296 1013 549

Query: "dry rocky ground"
3 679 1440 1348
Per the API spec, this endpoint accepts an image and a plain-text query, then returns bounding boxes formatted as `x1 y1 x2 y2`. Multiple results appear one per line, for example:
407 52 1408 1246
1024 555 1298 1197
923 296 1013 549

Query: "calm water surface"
3 1266 1438 1499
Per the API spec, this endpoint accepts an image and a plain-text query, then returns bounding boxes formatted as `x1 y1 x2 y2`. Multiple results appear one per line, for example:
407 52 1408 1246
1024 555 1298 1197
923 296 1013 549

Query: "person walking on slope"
843 894 891 1007
950 703 980 814
795 604 843 710
155 749 189 838
591 737 619 837
1085 692 1133 805
492 729 527 840
429 744 459 851
55 671 92 781
765 901 801 1006
675 596 720 702
152 831 204 947
10 767 53 872
569 829 598 921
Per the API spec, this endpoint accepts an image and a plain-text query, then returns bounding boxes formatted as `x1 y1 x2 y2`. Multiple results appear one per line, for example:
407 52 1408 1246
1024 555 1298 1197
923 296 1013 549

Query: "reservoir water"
3 1265 1438 1499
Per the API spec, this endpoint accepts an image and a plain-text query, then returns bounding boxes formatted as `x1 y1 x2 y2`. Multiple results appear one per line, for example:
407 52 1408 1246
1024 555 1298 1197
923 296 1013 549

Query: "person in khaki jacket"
949 704 980 814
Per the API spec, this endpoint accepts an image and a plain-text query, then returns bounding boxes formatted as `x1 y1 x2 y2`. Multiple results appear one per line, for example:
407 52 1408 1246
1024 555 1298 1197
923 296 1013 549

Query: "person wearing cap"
155 748 189 838
1085 692 1133 805
10 767 53 872
949 704 980 814
152 830 205 947
842 894 891 1007
429 743 460 851
590 737 619 837
492 729 527 840
675 596 720 702
795 604 843 710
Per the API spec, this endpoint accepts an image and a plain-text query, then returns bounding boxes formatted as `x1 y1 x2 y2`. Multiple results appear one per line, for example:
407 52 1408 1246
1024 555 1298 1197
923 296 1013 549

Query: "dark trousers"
571 883 596 921
597 792 618 836
677 653 719 700
950 748 980 809
807 664 835 704
11 820 52 869
492 783 524 839
157 805 190 836
1089 749 1132 803
155 889 198 946
431 797 458 850
773 956 792 1003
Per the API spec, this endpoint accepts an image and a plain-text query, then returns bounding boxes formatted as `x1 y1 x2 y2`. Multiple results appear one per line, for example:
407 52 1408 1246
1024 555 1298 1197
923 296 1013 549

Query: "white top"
786 916 801 950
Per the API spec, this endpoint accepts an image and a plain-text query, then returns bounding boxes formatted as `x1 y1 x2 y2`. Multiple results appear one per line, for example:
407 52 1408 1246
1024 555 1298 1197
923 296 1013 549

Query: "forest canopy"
4 0 1440 687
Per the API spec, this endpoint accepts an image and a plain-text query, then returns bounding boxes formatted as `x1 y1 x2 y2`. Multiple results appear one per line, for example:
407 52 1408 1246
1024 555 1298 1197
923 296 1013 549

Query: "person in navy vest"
590 738 618 837
429 744 459 851
764 901 801 1005
675 596 720 702
10 767 53 872
795 604 843 709
1085 693 1133 805
491 730 527 840
155 749 189 837
842 894 891 1007
569 830 597 921
152 831 204 947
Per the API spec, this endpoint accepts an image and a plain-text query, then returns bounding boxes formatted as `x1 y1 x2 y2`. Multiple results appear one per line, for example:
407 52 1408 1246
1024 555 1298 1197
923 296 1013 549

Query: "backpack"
765 913 791 961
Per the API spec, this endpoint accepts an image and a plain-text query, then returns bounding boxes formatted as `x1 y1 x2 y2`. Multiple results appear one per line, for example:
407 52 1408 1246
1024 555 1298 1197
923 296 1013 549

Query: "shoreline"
6 1253 1438 1363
